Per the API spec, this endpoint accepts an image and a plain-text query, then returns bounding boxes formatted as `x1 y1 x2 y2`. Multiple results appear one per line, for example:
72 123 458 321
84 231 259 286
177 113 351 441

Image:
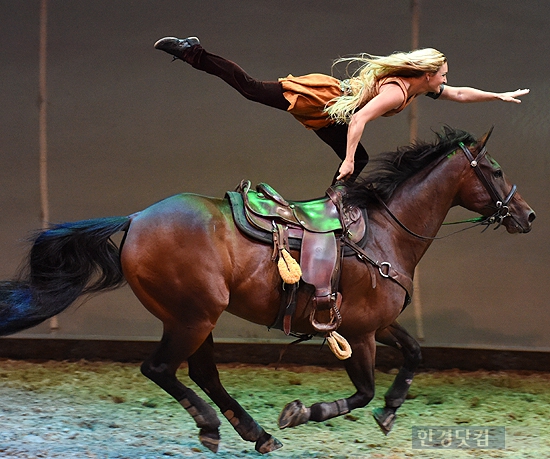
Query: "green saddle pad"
244 182 342 233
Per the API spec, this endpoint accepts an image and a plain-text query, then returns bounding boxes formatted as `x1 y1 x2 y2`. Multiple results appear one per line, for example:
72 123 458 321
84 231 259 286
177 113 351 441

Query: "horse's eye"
494 170 503 179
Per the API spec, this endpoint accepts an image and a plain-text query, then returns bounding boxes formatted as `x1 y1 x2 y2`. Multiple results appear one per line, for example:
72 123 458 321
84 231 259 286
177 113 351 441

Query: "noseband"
458 142 517 228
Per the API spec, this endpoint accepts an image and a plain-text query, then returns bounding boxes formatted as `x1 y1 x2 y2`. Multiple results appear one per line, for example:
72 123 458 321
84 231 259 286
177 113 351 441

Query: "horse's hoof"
372 407 397 436
278 399 311 429
255 432 283 454
199 428 221 453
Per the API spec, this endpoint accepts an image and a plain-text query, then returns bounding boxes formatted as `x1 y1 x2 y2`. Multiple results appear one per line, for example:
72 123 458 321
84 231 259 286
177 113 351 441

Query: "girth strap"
344 237 413 308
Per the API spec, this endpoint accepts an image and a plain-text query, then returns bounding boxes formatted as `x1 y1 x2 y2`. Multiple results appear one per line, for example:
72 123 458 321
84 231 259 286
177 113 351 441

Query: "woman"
154 36 529 182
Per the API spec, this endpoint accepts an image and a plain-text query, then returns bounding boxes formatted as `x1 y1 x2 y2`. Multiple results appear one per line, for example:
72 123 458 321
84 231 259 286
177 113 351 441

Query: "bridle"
458 141 517 229
342 139 520 306
375 141 519 241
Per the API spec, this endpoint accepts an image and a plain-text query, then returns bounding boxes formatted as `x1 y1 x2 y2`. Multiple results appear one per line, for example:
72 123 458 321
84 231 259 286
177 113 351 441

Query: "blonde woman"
155 36 529 182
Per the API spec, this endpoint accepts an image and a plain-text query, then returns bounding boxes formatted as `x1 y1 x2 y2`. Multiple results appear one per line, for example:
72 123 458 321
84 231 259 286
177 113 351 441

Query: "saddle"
226 180 368 336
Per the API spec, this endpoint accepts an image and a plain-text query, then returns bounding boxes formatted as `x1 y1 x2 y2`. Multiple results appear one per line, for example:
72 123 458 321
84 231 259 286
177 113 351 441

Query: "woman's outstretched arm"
439 86 529 103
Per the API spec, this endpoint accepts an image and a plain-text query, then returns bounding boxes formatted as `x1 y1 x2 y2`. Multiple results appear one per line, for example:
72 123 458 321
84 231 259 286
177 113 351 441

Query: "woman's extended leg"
155 37 290 110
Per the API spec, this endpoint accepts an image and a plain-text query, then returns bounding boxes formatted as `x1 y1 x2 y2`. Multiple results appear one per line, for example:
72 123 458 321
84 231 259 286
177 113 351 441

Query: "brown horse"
0 128 535 454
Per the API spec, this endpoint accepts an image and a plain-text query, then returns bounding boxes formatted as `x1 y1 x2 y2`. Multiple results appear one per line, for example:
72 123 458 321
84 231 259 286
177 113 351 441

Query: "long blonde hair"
325 48 446 123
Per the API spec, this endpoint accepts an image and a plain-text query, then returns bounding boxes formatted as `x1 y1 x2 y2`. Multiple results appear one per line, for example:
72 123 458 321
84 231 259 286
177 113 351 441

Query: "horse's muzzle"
507 209 536 234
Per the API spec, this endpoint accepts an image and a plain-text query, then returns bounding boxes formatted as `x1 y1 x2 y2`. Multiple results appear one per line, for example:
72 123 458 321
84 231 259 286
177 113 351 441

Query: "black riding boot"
154 36 201 61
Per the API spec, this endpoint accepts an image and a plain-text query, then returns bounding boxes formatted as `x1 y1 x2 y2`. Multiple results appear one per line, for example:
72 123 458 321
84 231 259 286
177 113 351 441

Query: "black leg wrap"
223 406 263 442
384 368 415 408
309 399 349 422
223 403 283 453
180 388 222 453
372 367 414 436
141 362 221 452
179 388 221 431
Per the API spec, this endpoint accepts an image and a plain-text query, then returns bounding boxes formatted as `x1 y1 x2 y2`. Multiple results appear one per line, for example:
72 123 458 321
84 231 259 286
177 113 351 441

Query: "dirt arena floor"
0 359 548 459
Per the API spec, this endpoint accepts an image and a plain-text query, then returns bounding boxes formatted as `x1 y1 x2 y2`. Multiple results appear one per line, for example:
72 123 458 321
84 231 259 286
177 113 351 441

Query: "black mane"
344 126 476 208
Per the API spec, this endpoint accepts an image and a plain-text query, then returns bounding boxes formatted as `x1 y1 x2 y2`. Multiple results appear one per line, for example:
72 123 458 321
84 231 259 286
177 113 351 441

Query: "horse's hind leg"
188 334 283 454
373 321 422 435
279 334 377 429
140 329 222 453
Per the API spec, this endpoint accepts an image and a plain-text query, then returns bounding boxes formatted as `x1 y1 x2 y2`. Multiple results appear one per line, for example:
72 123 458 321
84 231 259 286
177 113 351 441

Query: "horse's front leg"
278 334 376 428
188 334 283 454
373 321 422 435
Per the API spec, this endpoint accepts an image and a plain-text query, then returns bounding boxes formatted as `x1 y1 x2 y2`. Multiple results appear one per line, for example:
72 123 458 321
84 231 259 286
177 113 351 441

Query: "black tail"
0 216 131 336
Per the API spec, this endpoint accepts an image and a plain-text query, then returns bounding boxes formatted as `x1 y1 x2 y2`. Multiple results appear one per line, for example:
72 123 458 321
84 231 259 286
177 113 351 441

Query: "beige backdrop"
1 0 548 350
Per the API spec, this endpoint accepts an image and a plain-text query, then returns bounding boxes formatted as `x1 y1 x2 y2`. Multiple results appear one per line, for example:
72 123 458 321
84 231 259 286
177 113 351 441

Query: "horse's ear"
477 126 495 150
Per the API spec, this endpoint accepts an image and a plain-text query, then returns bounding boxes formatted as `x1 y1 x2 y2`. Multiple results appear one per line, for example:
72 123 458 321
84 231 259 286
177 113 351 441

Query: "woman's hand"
336 159 355 181
497 88 530 103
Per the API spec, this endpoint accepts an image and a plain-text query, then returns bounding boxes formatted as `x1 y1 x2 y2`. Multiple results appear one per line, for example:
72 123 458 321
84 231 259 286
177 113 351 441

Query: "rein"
373 142 518 241
374 193 487 241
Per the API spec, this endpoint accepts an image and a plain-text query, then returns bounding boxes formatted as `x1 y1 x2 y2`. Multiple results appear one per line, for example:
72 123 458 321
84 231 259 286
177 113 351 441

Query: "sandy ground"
0 359 548 459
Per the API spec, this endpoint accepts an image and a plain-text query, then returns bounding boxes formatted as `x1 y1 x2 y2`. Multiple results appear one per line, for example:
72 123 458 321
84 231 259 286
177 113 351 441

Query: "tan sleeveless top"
375 76 415 117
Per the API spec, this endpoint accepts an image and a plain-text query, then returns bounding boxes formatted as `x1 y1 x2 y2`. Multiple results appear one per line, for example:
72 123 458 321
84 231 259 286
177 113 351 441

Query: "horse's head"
456 128 536 234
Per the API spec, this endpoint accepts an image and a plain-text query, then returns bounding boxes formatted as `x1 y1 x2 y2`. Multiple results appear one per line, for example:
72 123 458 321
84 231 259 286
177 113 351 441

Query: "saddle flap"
300 231 337 291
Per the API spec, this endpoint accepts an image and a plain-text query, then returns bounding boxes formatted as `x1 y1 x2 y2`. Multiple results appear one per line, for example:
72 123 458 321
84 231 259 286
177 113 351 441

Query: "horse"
0 127 535 454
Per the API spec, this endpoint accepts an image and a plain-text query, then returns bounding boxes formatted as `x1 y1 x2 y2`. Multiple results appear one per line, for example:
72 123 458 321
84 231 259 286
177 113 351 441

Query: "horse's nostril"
528 211 536 223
